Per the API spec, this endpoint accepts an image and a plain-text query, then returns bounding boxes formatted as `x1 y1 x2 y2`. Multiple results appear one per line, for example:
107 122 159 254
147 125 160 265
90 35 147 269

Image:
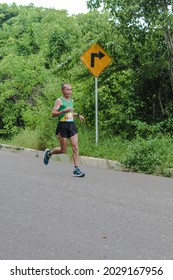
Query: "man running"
43 83 85 177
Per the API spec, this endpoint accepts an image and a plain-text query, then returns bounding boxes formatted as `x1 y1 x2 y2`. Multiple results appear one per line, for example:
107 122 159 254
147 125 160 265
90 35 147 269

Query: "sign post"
95 77 98 144
80 44 112 144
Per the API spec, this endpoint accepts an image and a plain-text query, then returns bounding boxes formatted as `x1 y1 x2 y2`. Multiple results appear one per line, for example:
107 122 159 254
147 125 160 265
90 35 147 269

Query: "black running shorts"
56 122 78 139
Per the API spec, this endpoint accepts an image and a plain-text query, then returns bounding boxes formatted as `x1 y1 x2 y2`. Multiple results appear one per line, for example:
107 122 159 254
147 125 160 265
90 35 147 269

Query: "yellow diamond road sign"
80 44 112 77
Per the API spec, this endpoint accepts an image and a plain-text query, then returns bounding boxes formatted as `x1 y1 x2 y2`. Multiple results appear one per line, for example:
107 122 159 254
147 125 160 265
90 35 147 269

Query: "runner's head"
61 83 72 98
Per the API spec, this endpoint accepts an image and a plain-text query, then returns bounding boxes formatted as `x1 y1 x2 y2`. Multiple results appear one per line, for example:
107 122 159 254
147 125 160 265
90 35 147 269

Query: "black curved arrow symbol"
91 51 105 67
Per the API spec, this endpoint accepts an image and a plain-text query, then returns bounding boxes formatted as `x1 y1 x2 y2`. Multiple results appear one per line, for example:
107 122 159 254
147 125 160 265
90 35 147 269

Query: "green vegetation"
1 2 173 177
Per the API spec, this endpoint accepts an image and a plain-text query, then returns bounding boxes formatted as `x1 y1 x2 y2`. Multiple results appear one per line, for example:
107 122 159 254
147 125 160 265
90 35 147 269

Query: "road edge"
0 143 124 172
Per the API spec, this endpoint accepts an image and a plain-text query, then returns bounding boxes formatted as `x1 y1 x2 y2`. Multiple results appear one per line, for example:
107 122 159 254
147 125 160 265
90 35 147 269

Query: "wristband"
77 113 80 117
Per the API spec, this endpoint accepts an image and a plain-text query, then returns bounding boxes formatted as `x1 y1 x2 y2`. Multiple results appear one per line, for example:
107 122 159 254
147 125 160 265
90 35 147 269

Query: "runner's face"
62 85 72 98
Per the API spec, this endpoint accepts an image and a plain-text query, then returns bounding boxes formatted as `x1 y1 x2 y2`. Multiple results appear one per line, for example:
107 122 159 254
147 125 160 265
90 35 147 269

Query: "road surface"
0 149 173 260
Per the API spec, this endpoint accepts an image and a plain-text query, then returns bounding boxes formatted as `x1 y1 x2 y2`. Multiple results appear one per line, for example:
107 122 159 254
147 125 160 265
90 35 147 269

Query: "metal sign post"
80 44 112 144
95 77 98 144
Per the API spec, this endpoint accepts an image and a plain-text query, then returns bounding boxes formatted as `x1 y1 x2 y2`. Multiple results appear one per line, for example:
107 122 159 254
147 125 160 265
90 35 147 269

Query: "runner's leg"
51 134 68 155
69 133 79 167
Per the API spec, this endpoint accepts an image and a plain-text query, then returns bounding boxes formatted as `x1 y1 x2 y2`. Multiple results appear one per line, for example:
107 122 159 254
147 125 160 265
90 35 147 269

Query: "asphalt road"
0 149 173 260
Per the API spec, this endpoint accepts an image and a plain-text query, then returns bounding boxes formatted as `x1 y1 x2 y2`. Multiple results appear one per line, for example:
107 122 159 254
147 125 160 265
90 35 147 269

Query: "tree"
87 0 173 132
87 0 173 92
1 2 173 140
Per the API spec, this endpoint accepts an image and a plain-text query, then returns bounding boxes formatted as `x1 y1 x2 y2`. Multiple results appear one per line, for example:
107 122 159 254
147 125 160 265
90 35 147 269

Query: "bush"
122 137 165 174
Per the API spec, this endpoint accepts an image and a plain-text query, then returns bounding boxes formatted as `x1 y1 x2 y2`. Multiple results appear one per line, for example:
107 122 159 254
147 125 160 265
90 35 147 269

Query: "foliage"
122 136 165 174
87 0 173 131
0 2 173 177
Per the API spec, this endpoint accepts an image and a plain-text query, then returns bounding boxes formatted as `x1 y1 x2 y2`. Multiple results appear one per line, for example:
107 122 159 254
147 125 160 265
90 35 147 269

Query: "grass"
1 127 173 178
78 128 128 161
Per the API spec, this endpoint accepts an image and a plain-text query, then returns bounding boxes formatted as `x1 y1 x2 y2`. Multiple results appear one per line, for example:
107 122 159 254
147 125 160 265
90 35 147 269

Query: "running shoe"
43 149 51 165
72 167 85 177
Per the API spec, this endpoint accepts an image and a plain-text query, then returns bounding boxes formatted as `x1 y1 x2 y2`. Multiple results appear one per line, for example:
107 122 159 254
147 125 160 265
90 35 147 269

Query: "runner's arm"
51 98 62 117
73 112 85 122
51 98 73 117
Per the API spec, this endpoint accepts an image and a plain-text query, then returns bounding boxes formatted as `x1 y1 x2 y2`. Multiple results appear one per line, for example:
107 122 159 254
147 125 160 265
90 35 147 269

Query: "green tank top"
58 97 74 122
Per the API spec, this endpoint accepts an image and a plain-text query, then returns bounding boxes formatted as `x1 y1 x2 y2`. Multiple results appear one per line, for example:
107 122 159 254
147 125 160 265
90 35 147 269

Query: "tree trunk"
163 27 173 94
162 0 173 93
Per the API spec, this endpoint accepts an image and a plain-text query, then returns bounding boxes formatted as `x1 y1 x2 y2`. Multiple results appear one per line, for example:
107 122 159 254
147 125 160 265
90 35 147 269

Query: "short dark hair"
61 83 71 90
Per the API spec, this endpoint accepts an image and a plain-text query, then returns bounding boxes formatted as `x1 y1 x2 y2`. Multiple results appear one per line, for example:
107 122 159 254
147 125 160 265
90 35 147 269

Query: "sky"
0 0 89 15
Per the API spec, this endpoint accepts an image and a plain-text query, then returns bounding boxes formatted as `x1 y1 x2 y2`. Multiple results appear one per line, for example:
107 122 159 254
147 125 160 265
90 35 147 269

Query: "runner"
43 83 85 177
